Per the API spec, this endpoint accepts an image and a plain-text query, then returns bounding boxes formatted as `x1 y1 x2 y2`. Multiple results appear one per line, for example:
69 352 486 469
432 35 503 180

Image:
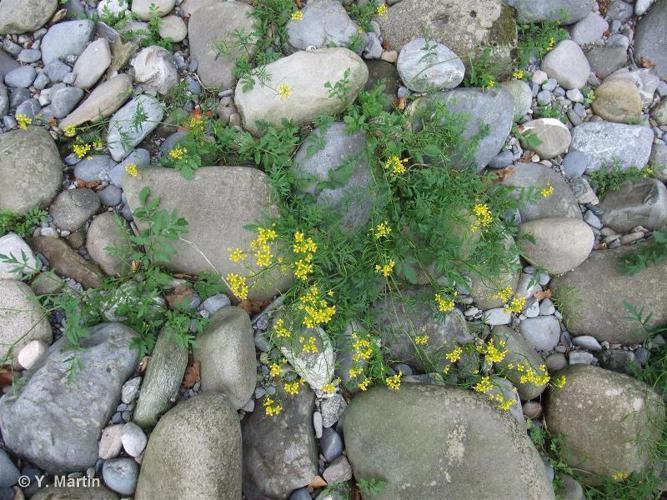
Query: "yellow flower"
373 221 392 239
277 83 292 100
385 372 402 390
485 79 497 89
293 231 317 254
270 363 282 378
541 184 554 197
263 396 283 417
471 203 493 231
228 247 247 263
294 256 314 281
376 4 388 16
375 259 395 278
611 471 629 482
504 295 526 314
384 155 407 175
124 163 138 177
291 10 304 21
321 382 336 395
352 334 373 362
548 36 555 49
435 292 457 313
358 378 370 391
274 318 291 339
497 397 515 411
348 366 363 379
512 70 525 80
494 286 513 304
226 272 249 300
72 143 92 159
484 339 508 364
552 374 567 389
63 125 76 137
445 346 463 363
415 335 429 346
169 146 187 160
16 114 32 130
298 285 336 329
301 335 319 354
473 376 492 394
284 380 300 396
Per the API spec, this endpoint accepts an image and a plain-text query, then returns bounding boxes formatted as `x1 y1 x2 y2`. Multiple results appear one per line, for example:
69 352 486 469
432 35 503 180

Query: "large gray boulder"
570 122 654 171
124 166 291 301
412 88 514 171
133 329 188 429
545 365 664 479
372 288 472 372
0 323 139 473
189 2 255 89
503 0 595 23
0 127 63 215
599 179 667 233
518 218 594 275
377 0 517 69
286 0 359 50
634 0 667 80
292 122 372 231
550 246 667 344
235 48 368 135
0 0 56 34
192 306 256 409
0 279 52 363
343 385 555 499
501 163 581 221
135 393 242 500
243 388 317 499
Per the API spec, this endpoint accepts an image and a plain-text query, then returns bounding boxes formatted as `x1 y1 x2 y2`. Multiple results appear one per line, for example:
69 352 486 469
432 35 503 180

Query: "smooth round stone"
5 66 36 87
592 79 642 124
500 80 533 118
519 316 561 352
17 340 48 370
41 19 95 65
320 428 343 462
132 0 175 20
568 351 595 365
200 294 231 315
17 48 41 63
290 488 312 500
520 118 571 159
44 60 71 82
121 423 147 457
561 150 589 178
51 85 84 119
396 37 464 93
546 352 567 372
50 188 101 232
99 424 124 460
102 458 138 496
158 15 187 42
522 401 542 419
74 155 115 182
0 449 19 488
98 185 122 206
571 335 602 351
15 98 41 118
570 12 608 45
539 298 556 316
542 40 590 89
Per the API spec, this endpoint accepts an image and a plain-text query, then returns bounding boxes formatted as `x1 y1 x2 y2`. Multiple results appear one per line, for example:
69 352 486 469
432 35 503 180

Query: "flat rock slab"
123 166 291 300
551 246 667 344
343 385 554 499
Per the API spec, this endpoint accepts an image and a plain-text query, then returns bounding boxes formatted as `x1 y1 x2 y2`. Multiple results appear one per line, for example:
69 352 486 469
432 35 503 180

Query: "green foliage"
119 5 173 51
588 163 654 199
513 124 542 151
0 208 47 238
347 0 379 32
464 47 503 89
535 103 565 122
516 19 568 68
619 229 667 274
356 478 386 497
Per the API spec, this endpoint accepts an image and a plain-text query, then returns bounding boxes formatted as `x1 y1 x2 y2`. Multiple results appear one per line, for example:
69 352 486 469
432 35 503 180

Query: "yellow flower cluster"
485 80 497 89
277 83 292 100
473 376 493 394
373 221 392 239
375 259 395 277
284 380 300 396
226 272 249 300
291 10 304 21
273 318 291 339
611 471 629 482
321 382 336 395
474 376 515 410
270 362 282 377
63 125 77 137
489 392 516 411
16 114 32 129
471 203 493 232
512 70 525 80
384 155 407 175
507 362 550 386
300 335 319 354
263 396 283 417
352 333 373 363
479 338 508 364
169 146 187 160
504 296 526 314
293 231 317 281
415 335 429 346
125 163 138 177
189 115 204 134
228 247 247 264
552 374 567 389
386 372 402 390
541 184 554 197
376 4 388 16
73 143 92 159
494 286 513 304
548 36 556 49
251 226 278 268
358 378 370 391
298 286 336 329
435 291 457 313
445 346 463 363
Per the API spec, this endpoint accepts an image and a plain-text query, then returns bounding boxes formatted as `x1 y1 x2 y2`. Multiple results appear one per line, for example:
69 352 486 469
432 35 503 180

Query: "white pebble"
483 308 511 326
17 340 48 370
99 424 124 460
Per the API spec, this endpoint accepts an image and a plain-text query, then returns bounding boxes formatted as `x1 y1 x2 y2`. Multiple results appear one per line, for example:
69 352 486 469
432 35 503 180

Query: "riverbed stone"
599 179 667 232
592 79 643 124
634 0 667 80
0 0 57 35
107 94 164 161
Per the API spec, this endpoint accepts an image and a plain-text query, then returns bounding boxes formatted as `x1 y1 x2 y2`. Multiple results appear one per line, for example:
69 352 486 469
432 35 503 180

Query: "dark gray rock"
599 179 667 232
0 323 139 473
0 450 18 488
50 188 101 231
584 44 628 79
103 458 138 496
634 0 667 80
286 0 359 50
51 85 84 119
504 0 595 23
243 388 317 500
41 20 95 64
